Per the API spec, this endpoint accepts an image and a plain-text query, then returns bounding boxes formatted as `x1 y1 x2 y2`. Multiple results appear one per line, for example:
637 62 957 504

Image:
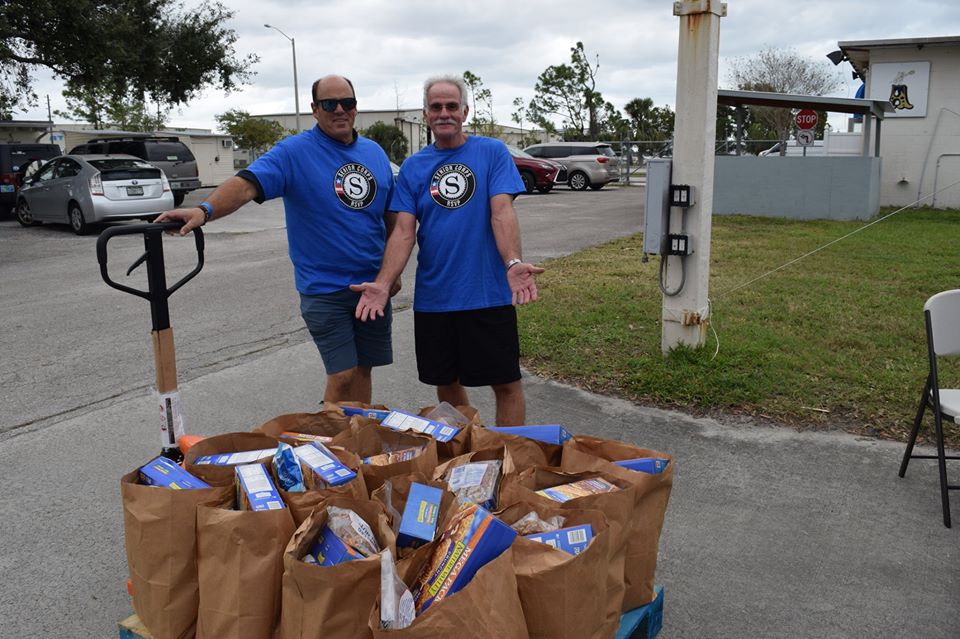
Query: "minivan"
69 136 200 205
522 142 619 191
0 143 63 216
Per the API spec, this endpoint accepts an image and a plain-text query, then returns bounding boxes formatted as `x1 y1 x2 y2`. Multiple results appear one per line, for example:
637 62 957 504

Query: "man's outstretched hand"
351 281 389 321
507 262 545 306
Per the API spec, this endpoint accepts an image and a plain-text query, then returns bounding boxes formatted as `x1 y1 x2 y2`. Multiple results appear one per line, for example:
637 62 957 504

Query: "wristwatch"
505 258 522 271
198 202 213 223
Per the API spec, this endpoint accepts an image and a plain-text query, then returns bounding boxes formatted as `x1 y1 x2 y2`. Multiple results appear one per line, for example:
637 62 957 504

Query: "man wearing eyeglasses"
352 75 544 426
155 75 398 404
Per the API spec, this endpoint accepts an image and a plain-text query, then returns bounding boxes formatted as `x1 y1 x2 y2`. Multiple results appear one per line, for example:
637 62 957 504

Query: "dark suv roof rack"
85 136 181 143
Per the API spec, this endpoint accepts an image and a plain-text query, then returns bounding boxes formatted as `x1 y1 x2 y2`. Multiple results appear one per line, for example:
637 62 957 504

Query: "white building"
837 35 960 209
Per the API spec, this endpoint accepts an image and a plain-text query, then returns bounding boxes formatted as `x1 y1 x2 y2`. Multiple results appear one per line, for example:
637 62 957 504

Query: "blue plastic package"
274 442 306 492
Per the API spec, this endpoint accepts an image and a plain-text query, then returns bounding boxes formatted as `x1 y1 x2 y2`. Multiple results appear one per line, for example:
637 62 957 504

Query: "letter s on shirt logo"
429 164 476 209
334 163 378 209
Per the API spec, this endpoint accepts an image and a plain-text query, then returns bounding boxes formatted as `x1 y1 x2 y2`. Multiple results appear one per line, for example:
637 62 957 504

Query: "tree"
215 110 288 156
624 98 675 141
55 79 167 131
362 121 408 164
528 42 605 139
462 70 500 138
0 0 257 115
727 47 840 150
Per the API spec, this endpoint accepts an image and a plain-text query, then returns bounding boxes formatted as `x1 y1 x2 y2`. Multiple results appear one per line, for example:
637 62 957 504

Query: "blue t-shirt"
391 136 524 312
243 126 393 295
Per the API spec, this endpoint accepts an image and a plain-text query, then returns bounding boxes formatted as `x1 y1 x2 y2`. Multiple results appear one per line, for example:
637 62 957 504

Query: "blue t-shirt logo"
429 163 476 209
334 163 378 209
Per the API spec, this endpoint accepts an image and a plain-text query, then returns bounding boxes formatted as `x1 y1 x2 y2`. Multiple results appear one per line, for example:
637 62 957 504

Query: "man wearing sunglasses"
352 74 544 426
155 74 399 404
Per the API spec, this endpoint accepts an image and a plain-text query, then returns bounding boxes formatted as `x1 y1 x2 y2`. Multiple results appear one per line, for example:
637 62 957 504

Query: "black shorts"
414 305 521 387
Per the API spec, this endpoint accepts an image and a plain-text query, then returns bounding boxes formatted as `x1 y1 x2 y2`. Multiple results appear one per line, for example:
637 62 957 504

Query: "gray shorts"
299 289 393 374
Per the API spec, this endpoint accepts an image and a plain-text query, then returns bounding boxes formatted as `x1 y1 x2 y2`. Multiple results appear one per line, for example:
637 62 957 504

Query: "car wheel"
16 200 37 227
568 171 589 191
536 184 553 194
173 191 186 206
519 171 535 194
590 183 605 191
69 203 89 235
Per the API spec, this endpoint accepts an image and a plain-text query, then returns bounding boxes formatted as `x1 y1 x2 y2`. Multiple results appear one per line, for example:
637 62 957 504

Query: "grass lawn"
518 206 960 446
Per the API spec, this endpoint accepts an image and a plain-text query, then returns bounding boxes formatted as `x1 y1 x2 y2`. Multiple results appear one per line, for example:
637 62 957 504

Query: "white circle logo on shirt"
430 163 476 209
334 163 377 209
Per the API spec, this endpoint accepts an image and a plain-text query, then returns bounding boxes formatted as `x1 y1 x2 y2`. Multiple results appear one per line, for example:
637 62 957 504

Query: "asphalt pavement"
0 184 957 638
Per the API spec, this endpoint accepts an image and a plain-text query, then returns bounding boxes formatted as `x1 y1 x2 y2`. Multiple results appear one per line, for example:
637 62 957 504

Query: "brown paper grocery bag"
280 496 397 639
183 432 279 485
432 445 517 512
369 544 528 639
561 436 673 609
195 503 295 639
273 445 368 526
369 473 459 555
255 409 355 442
470 426 562 469
333 424 439 494
497 501 624 639
121 469 233 639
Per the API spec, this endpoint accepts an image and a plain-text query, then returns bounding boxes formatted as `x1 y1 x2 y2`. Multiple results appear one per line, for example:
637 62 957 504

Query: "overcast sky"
17 0 960 134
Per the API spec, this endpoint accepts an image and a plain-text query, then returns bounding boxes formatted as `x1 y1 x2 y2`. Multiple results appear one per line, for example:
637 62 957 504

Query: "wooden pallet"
119 585 665 639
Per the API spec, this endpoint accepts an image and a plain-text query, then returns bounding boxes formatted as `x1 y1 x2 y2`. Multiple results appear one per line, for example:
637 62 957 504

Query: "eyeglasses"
428 102 462 113
316 97 357 112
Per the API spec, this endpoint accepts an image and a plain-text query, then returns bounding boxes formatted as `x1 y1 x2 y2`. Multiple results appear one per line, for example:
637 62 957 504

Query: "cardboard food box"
486 424 572 445
397 482 443 549
139 456 210 489
278 431 334 446
294 442 357 488
339 405 392 421
380 410 461 443
235 463 285 511
412 502 516 614
524 524 594 555
302 523 364 567
193 448 277 466
613 457 670 474
535 477 619 503
363 446 424 466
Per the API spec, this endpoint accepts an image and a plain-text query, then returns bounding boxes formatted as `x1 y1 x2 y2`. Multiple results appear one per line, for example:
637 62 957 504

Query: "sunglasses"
316 97 357 112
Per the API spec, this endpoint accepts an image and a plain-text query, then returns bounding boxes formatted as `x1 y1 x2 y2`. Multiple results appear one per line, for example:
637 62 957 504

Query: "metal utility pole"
661 0 726 353
264 24 301 132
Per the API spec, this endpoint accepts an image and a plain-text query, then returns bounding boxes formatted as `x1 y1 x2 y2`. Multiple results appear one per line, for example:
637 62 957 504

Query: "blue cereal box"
535 477 619 503
234 464 285 511
193 448 277 466
613 457 670 474
294 442 357 488
397 483 442 548
139 456 210 489
339 405 392 421
302 523 364 567
380 410 460 443
486 424 572 445
524 524 594 555
412 502 516 614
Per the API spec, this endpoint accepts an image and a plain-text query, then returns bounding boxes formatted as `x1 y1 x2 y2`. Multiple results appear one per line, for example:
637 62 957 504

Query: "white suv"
523 142 619 190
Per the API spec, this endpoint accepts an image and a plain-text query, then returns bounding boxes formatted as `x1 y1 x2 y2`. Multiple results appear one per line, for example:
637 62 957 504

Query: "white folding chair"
899 289 960 528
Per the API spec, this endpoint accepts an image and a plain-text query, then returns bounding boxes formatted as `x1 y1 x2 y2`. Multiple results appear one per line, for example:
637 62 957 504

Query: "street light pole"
264 24 301 132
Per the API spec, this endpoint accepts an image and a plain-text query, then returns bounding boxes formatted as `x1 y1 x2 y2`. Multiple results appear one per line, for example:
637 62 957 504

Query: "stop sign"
795 109 818 130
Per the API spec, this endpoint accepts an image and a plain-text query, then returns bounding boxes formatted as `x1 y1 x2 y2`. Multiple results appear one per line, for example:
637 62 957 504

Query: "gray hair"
422 75 468 109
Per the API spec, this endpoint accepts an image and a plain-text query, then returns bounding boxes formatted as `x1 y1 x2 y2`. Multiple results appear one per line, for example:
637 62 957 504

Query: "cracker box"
412 502 516 614
613 457 670 475
294 442 357 488
524 524 594 555
380 410 461 443
339 405 392 421
235 464 285 511
535 477 619 503
139 456 210 489
486 424 572 445
302 523 364 567
193 448 277 466
363 446 424 466
278 431 334 446
397 482 442 549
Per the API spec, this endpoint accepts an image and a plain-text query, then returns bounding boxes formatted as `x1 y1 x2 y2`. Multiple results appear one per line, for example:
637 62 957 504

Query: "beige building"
837 35 960 208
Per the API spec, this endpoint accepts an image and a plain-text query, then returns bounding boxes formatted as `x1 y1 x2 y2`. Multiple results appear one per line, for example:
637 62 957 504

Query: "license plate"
126 186 144 196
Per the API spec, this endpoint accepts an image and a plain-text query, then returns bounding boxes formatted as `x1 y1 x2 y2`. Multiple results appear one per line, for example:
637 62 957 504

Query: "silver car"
16 154 174 235
522 141 620 191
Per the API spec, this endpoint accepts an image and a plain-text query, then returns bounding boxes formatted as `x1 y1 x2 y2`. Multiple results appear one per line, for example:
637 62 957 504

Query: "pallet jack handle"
96 222 204 461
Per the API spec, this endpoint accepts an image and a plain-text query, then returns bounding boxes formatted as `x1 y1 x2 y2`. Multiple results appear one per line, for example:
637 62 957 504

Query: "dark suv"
0 143 62 216
69 136 200 205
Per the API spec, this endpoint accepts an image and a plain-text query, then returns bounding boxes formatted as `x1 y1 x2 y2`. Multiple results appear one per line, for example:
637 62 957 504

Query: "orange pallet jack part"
178 434 206 454
127 579 134 597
